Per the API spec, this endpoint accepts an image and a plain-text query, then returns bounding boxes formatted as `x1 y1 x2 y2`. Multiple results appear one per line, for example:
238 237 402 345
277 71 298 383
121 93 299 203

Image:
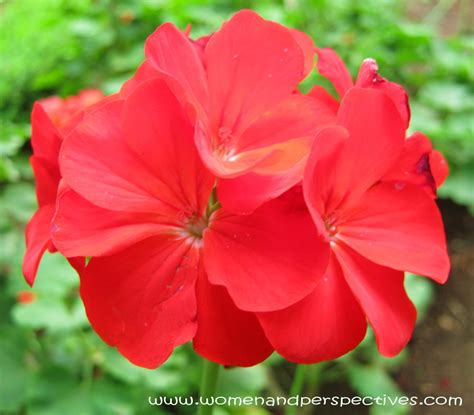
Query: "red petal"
315 48 353 97
120 60 160 97
61 81 214 219
258 255 366 363
355 58 410 128
194 124 311 179
333 244 417 357
145 22 209 110
80 236 199 368
430 149 449 188
290 28 315 77
22 205 55 286
205 10 305 136
303 125 348 220
307 85 340 114
337 88 405 198
382 132 438 197
31 102 62 165
217 160 305 214
237 94 335 154
338 182 450 283
305 88 405 218
52 186 169 257
60 99 165 213
203 192 330 312
123 78 215 217
194 266 273 366
30 156 60 207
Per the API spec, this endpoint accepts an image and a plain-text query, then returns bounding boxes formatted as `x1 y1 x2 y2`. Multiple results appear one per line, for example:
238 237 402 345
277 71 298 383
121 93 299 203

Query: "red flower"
310 47 449 195
258 88 450 363
23 90 104 286
52 79 330 368
122 10 335 213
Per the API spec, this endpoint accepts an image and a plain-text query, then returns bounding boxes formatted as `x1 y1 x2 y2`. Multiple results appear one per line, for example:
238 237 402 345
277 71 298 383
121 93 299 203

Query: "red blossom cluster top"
23 10 450 369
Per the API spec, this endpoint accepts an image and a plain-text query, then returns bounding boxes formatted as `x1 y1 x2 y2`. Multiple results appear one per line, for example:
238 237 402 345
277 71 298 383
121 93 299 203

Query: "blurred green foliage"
0 0 471 414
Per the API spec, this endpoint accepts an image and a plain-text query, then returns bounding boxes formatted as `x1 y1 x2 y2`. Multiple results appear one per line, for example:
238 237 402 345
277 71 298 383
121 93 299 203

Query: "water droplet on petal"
394 181 406 191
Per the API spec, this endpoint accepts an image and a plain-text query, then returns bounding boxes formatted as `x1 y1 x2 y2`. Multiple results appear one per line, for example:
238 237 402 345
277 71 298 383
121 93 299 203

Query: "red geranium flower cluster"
23 10 450 368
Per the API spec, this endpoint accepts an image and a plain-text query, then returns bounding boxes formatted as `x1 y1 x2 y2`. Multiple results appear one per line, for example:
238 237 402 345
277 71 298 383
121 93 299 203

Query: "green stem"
206 188 221 217
306 362 326 395
197 359 221 415
302 363 326 414
285 364 308 415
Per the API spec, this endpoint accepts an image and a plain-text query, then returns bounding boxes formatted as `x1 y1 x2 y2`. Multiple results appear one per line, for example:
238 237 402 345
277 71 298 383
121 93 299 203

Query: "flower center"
324 212 341 243
184 215 208 238
215 126 238 161
179 191 220 242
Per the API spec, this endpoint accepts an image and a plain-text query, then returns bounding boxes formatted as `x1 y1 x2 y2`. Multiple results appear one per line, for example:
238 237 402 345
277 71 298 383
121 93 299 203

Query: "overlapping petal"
80 236 199 369
205 10 305 135
333 244 417 357
217 160 306 214
60 99 170 214
335 88 405 205
289 28 315 77
430 150 449 187
314 49 410 129
122 79 215 216
52 186 170 257
145 23 209 109
30 156 60 207
23 205 55 286
258 255 367 363
237 94 335 154
355 58 410 128
382 132 437 196
31 103 62 167
315 48 353 97
203 192 329 312
60 80 214 219
24 91 106 286
304 88 405 216
337 182 450 283
194 265 273 366
120 60 160 97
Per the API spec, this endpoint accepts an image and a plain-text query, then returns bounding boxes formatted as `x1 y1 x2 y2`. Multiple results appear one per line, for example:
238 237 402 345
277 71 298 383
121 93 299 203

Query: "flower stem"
285 364 308 415
197 358 221 415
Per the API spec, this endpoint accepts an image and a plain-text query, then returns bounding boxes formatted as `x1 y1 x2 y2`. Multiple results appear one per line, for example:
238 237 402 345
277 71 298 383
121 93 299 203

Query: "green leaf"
218 365 268 397
438 167 474 212
0 327 32 412
419 82 474 113
12 296 87 333
346 364 410 415
405 274 435 321
28 252 80 298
